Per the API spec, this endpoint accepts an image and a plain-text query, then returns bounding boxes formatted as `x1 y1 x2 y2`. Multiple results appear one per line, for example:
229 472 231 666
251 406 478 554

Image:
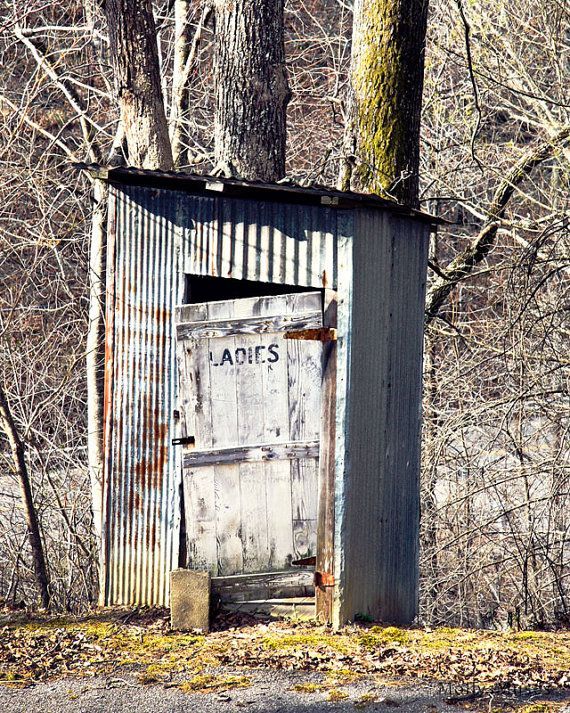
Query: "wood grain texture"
176 312 321 340
182 441 319 467
176 292 322 579
211 569 314 602
175 292 322 325
315 290 337 623
214 465 243 574
183 469 217 573
287 301 321 562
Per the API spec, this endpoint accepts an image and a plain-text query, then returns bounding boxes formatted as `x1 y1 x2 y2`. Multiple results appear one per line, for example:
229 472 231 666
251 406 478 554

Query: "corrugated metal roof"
75 163 444 225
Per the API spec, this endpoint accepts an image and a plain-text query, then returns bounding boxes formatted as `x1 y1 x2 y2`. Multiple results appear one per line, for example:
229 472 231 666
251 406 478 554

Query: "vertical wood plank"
183 469 218 573
254 294 296 570
214 464 243 574
261 323 294 569
287 292 322 562
264 460 294 569
262 334 290 442
206 299 243 573
239 462 270 570
182 304 217 572
291 459 318 559
235 323 270 570
316 290 337 623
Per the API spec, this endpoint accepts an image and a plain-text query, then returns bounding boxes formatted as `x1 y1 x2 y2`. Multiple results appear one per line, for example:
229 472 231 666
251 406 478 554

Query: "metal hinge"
314 571 335 587
284 328 337 343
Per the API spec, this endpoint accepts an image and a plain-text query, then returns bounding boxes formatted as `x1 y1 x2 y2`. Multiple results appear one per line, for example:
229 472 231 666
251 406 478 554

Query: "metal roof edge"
73 163 446 225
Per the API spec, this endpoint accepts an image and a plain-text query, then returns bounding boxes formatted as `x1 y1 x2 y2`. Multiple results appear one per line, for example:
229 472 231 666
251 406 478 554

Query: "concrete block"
170 569 211 632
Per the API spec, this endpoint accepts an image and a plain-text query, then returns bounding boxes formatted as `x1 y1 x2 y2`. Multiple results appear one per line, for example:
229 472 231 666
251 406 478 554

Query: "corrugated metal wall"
333 210 430 626
101 183 339 606
180 194 338 289
101 185 183 606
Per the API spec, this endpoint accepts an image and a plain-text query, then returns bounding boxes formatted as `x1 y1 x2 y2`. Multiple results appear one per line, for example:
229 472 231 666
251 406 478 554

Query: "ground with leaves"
0 608 569 712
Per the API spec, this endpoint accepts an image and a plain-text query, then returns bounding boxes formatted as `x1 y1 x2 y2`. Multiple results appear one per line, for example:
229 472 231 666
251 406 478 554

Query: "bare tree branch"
425 126 570 324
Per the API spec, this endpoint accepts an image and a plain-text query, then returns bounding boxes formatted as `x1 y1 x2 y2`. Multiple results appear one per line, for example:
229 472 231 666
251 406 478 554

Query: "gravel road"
2 668 569 713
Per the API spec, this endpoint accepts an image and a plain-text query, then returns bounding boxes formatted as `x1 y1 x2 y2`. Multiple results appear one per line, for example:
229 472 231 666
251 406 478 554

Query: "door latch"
172 436 195 446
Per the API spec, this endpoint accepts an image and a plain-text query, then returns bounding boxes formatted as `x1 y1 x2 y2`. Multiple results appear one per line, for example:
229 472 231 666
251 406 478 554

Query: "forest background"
0 0 568 629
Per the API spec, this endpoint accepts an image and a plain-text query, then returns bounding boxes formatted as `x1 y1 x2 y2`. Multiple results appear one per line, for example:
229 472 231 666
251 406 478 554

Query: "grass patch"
179 673 250 694
327 687 349 701
1 609 569 694
261 630 350 654
292 682 322 693
326 668 362 685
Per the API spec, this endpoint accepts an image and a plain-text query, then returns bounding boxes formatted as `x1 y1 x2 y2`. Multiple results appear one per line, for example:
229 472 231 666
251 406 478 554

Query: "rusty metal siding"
101 184 183 606
101 184 339 606
101 177 431 617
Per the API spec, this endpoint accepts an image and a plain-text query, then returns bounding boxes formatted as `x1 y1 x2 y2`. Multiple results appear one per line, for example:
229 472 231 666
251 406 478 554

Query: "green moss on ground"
1 608 569 698
178 674 250 694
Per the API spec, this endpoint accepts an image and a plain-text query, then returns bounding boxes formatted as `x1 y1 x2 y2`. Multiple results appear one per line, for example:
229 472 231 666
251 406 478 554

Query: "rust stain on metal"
321 270 328 288
314 571 335 587
154 306 171 322
284 327 337 342
133 490 143 512
152 420 168 486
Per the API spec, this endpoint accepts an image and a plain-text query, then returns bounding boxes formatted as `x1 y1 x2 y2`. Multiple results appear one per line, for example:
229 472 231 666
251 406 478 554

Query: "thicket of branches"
0 0 568 624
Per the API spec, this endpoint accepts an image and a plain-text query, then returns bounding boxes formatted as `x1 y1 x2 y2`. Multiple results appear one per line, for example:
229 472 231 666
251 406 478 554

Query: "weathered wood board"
175 292 323 582
211 569 314 602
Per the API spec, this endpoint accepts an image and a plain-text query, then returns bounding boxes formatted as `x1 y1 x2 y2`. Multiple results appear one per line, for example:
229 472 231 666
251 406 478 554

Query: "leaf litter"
0 607 569 708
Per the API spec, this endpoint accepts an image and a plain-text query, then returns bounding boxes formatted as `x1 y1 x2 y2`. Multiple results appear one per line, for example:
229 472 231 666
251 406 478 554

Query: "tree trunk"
170 0 192 168
213 0 290 181
105 0 174 170
341 0 429 206
86 178 107 542
0 385 50 609
170 2 213 168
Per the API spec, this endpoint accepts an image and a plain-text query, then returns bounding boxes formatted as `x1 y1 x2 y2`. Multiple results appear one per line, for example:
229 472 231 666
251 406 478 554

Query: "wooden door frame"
315 289 337 623
176 287 326 599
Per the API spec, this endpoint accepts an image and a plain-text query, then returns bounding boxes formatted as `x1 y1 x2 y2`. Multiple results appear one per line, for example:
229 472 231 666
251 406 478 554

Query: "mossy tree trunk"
342 0 429 206
213 0 290 181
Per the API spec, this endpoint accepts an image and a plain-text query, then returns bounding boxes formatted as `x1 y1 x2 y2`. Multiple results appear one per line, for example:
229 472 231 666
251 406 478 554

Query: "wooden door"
175 292 322 584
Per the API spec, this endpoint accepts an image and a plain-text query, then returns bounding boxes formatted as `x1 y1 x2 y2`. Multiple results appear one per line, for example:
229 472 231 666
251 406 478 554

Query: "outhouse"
84 165 438 627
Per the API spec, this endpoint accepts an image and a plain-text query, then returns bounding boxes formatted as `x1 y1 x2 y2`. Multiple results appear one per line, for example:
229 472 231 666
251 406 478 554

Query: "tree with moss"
342 0 430 206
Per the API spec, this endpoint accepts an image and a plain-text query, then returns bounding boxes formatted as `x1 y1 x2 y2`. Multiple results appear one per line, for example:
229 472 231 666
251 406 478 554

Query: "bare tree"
418 0 570 627
0 385 50 609
1 0 568 627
